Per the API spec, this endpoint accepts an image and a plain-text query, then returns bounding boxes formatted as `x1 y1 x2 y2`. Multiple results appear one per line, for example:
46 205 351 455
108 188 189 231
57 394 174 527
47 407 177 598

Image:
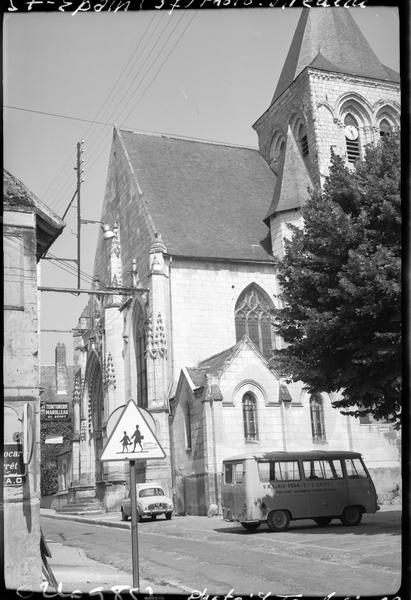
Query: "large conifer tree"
272 132 401 426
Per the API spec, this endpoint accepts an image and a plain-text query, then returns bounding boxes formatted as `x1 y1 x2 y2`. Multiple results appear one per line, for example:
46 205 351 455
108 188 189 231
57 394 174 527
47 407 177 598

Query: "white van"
222 450 379 531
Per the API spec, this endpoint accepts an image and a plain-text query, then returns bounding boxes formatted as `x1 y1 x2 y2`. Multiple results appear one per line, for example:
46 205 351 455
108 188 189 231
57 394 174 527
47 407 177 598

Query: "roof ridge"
197 342 239 367
116 126 258 151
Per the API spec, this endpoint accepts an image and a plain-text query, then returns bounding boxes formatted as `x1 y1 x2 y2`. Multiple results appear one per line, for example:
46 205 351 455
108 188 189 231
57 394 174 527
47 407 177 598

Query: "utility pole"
74 140 85 292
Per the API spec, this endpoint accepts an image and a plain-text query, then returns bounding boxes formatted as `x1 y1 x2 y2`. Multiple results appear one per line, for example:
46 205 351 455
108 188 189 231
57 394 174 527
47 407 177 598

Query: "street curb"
42 512 130 530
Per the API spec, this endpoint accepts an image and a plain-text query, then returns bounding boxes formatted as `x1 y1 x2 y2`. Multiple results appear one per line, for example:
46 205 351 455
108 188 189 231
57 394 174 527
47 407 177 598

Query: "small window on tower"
379 119 392 138
297 123 309 156
300 134 309 156
344 114 360 163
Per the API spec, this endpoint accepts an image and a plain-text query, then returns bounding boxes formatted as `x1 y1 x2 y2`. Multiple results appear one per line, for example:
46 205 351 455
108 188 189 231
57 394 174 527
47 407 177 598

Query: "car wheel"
241 522 260 531
340 506 362 526
136 512 143 523
313 517 332 527
267 510 290 532
121 508 129 522
165 512 172 520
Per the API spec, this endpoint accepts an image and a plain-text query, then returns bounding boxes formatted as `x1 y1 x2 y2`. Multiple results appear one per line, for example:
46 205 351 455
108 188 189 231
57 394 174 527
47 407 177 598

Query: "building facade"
3 169 64 589
40 343 75 506
65 9 401 515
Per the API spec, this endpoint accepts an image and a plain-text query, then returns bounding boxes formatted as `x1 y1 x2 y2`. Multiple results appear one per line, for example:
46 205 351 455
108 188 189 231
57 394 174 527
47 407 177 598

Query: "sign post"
129 460 139 589
100 400 166 590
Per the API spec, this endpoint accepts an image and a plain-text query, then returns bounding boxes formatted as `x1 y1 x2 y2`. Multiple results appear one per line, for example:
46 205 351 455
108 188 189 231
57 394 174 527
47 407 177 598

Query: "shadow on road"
214 511 401 537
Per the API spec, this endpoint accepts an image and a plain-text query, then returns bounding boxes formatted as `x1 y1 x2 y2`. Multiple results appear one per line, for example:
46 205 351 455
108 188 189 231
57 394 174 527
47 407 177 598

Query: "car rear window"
139 488 165 497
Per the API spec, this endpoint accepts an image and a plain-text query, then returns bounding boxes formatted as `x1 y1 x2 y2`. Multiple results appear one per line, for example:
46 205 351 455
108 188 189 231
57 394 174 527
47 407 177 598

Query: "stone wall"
169 259 278 381
3 209 42 590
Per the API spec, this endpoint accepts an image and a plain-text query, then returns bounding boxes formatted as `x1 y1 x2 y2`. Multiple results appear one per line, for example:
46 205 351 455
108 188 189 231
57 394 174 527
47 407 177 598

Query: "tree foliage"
272 133 401 427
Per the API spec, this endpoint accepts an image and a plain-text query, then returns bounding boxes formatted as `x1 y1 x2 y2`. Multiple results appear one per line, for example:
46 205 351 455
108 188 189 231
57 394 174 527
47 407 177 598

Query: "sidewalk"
41 509 191 594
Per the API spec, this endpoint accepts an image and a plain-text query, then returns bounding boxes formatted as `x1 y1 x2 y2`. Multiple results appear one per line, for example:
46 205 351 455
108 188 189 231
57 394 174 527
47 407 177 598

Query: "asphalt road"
41 510 401 597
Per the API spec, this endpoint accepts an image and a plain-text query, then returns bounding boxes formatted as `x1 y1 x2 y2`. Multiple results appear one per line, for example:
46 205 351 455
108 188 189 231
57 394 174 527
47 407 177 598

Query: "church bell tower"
253 8 400 258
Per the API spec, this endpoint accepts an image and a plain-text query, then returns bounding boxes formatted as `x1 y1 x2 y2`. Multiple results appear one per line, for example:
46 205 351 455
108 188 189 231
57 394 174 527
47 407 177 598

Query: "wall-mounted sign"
4 443 26 486
45 435 64 445
45 402 69 420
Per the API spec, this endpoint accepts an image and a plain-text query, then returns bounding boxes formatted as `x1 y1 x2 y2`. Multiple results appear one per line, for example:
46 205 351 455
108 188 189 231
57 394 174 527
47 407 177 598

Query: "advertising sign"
45 402 69 420
4 443 26 486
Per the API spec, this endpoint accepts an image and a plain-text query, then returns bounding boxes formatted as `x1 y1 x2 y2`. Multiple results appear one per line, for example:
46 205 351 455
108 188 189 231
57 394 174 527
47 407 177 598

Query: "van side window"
271 460 300 481
331 460 344 478
234 463 244 483
303 459 341 480
345 458 367 478
225 464 233 484
258 462 270 482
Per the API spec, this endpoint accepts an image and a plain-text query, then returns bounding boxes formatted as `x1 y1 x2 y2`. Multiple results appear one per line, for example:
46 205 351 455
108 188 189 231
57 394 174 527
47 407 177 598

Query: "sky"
3 6 400 365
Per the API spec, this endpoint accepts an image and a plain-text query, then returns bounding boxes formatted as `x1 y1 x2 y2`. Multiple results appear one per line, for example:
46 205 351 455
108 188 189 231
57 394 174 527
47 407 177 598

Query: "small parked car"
121 483 173 522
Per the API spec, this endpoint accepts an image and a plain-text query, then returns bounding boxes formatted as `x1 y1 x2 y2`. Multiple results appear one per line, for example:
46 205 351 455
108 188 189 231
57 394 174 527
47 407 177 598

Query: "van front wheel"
267 510 290 532
340 506 362 526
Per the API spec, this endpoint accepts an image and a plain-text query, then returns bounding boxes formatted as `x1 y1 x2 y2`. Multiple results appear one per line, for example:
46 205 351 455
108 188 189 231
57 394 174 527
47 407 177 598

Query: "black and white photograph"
3 2 403 598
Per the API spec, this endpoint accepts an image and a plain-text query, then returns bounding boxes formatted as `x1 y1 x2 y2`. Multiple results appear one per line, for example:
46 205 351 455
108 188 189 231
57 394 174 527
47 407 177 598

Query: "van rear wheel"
313 517 332 526
267 510 290 532
241 522 260 531
340 506 362 526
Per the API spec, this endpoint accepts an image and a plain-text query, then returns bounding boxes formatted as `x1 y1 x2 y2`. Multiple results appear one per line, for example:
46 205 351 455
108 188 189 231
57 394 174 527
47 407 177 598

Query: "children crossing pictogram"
101 400 166 461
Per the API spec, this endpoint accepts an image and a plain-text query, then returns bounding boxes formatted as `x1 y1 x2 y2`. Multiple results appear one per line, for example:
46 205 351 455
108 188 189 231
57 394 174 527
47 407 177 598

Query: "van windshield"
345 458 368 478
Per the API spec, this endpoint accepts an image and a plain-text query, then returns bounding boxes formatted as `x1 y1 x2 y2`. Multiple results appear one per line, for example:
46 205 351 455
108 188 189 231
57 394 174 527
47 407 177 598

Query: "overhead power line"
4 105 114 127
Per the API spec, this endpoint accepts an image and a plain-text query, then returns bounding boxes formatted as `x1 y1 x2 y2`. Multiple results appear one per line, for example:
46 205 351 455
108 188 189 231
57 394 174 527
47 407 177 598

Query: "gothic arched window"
243 392 258 441
310 394 326 442
133 302 147 409
344 114 360 163
235 285 274 358
379 118 392 138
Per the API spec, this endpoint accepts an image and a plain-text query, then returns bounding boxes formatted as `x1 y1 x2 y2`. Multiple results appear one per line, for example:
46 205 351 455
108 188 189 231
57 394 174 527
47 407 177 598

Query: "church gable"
213 337 282 407
185 336 283 407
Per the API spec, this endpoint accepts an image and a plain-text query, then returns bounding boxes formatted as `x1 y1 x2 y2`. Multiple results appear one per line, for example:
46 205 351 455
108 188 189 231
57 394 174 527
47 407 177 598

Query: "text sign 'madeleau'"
45 402 69 420
4 443 26 486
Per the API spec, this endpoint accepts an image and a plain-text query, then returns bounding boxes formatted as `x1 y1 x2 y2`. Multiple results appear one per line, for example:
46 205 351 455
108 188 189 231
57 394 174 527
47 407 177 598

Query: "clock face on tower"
344 125 359 141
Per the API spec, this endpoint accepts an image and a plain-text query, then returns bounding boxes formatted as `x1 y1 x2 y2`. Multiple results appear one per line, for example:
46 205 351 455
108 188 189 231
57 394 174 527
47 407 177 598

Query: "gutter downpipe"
210 399 219 507
167 256 177 504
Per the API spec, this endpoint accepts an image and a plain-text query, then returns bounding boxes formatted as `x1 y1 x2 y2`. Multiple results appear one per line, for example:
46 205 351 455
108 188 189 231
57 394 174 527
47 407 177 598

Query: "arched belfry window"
133 302 147 409
310 394 326 442
379 118 392 138
235 285 274 358
297 123 309 156
243 392 258 441
344 114 360 163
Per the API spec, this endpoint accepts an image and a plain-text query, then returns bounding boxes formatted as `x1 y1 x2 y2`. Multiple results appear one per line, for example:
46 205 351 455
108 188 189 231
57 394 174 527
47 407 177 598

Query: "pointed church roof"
272 8 400 103
264 126 313 223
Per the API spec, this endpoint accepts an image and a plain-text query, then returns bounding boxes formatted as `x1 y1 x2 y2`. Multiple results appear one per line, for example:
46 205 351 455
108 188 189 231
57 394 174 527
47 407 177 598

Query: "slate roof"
118 129 276 262
264 126 313 222
272 8 400 103
3 169 65 259
186 342 243 389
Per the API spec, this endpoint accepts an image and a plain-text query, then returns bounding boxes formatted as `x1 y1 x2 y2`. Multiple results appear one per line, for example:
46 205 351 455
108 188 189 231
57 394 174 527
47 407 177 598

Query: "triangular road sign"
101 400 166 461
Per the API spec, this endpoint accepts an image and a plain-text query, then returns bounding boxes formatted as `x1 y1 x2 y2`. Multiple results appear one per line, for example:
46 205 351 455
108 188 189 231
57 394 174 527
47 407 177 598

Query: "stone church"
65 8 401 514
